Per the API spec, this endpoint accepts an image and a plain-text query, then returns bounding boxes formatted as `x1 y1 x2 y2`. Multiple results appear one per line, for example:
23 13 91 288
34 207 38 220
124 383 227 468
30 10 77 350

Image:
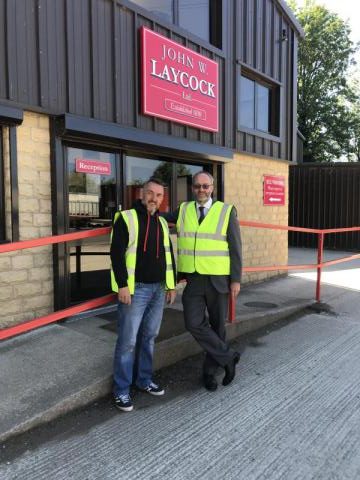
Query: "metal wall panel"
0 0 7 99
38 0 67 110
66 0 92 116
91 0 115 121
0 0 299 159
289 164 360 250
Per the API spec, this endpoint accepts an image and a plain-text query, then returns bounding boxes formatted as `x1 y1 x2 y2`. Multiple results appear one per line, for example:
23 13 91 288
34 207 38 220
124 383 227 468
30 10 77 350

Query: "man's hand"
166 290 176 305
118 286 131 305
230 282 241 298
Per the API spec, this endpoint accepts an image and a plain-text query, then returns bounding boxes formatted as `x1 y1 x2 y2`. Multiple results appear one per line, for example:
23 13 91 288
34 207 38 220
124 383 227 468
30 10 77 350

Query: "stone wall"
0 112 53 328
224 153 289 284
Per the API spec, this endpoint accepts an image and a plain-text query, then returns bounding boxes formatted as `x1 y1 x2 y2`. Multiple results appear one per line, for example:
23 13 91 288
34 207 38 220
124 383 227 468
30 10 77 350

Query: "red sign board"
263 175 285 206
141 26 219 132
75 158 111 176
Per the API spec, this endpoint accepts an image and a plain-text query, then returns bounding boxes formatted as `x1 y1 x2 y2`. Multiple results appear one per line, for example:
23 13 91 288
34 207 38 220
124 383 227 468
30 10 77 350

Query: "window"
131 0 222 48
125 155 172 212
179 0 209 43
67 147 117 229
130 0 173 23
238 74 279 136
125 154 214 211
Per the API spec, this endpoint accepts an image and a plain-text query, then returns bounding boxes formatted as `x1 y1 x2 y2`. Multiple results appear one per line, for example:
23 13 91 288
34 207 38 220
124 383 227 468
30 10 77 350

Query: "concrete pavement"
0 247 359 444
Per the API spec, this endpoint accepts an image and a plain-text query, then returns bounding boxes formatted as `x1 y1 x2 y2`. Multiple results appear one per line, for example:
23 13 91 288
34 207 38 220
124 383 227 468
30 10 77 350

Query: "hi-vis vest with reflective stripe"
176 201 232 275
110 209 175 294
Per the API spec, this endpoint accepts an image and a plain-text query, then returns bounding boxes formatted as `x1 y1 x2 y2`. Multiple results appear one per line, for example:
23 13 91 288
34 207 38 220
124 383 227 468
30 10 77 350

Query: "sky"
295 0 360 74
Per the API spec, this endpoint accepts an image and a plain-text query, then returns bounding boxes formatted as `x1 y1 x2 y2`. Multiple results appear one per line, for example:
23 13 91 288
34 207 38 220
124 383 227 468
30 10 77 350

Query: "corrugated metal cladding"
0 0 298 159
289 164 360 250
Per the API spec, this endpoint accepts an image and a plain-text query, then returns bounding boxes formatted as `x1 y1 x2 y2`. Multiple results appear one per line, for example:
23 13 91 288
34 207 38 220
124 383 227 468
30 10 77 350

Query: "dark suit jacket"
163 201 242 293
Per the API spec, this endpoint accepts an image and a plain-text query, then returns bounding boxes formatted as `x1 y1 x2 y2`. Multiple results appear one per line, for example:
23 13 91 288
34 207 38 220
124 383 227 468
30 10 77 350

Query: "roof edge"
275 0 305 38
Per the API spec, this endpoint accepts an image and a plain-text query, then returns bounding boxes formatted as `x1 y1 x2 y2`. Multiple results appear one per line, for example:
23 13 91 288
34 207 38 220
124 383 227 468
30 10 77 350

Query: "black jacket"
110 200 176 289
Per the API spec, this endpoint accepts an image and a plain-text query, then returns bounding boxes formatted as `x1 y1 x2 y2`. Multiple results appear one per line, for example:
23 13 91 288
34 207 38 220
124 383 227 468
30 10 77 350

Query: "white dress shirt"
196 197 213 220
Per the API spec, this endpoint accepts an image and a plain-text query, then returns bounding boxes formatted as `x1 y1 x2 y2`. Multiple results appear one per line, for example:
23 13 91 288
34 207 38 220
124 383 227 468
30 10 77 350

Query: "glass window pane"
176 163 205 206
239 76 255 129
256 84 270 132
179 0 209 42
125 155 172 212
130 0 173 23
67 147 116 229
67 147 116 302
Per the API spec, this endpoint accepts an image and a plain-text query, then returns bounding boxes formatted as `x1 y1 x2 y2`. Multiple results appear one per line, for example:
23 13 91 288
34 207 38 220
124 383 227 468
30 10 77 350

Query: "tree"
152 162 192 185
290 0 357 162
346 79 360 161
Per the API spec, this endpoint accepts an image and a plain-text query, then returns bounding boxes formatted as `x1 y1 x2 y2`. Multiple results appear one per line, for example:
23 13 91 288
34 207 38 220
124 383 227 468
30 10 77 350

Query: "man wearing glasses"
165 171 242 391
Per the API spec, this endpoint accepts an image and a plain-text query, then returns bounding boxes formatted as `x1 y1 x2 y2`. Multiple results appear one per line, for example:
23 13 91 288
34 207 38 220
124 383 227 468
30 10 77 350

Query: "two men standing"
110 171 242 412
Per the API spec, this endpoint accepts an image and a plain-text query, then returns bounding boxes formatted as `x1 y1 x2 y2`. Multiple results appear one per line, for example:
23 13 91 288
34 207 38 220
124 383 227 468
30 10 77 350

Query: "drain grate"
244 301 278 309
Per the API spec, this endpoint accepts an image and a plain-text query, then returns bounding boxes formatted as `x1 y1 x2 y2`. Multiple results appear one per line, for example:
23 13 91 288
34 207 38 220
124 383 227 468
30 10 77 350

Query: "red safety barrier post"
316 232 324 302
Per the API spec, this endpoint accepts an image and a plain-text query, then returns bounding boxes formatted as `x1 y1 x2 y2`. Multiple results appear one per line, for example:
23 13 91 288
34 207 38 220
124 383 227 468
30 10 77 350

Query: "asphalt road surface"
1 284 360 479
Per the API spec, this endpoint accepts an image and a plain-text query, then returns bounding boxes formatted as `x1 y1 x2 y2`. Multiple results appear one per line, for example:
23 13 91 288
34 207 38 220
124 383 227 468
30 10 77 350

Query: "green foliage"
152 162 191 185
290 0 358 162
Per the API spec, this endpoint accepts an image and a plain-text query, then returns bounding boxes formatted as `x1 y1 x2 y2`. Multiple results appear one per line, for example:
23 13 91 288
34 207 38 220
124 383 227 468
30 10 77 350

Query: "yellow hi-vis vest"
110 209 175 294
176 201 233 275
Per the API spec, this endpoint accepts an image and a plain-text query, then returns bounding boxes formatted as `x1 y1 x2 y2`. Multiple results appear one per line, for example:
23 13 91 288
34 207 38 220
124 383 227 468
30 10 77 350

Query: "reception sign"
263 175 285 206
141 26 219 132
75 158 112 176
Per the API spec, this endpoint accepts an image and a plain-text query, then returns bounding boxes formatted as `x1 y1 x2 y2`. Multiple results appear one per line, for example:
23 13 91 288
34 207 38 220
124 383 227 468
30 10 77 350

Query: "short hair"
192 171 214 185
143 177 166 189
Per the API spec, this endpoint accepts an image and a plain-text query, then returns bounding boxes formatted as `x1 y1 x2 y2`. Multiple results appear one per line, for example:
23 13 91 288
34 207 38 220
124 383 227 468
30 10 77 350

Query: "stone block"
0 270 28 284
39 199 52 213
23 113 40 127
0 256 11 270
12 254 34 270
0 286 13 301
20 226 41 240
23 294 53 311
28 267 52 282
19 198 40 213
13 282 42 297
33 213 52 227
31 127 49 143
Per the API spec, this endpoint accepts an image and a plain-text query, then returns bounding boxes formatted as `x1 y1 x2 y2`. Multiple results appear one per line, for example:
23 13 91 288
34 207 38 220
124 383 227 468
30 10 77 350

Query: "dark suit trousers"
182 273 234 374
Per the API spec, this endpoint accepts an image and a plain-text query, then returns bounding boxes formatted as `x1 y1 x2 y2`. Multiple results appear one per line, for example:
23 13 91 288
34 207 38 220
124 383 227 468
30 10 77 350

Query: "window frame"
0 106 23 243
237 69 281 139
0 126 5 242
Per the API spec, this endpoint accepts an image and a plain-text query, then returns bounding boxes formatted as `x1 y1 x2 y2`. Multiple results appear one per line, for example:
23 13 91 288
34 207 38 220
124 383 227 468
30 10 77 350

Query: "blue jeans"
113 282 166 396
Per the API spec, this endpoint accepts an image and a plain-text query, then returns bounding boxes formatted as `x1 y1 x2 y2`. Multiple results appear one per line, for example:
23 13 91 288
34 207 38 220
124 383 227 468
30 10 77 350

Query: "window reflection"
67 147 116 229
179 0 209 42
176 163 204 206
130 0 173 22
125 155 172 212
256 84 270 132
239 76 255 130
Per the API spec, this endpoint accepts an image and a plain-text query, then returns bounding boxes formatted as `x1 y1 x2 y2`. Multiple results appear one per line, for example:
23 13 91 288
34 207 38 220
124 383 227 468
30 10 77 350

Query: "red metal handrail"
1 221 360 340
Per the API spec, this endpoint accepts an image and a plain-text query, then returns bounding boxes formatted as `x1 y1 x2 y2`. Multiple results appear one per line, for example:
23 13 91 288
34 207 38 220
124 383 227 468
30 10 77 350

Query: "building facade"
0 0 303 328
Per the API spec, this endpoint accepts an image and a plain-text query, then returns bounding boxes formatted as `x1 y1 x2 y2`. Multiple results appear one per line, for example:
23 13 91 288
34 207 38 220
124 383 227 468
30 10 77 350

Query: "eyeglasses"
193 183 213 190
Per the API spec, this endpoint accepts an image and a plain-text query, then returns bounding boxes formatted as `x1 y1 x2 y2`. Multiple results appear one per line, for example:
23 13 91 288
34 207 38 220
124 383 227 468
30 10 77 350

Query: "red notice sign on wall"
75 158 111 176
263 175 285 206
141 26 219 132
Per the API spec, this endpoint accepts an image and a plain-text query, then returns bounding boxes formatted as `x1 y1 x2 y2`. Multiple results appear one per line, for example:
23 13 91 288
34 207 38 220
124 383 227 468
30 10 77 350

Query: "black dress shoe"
222 352 241 386
203 375 218 391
